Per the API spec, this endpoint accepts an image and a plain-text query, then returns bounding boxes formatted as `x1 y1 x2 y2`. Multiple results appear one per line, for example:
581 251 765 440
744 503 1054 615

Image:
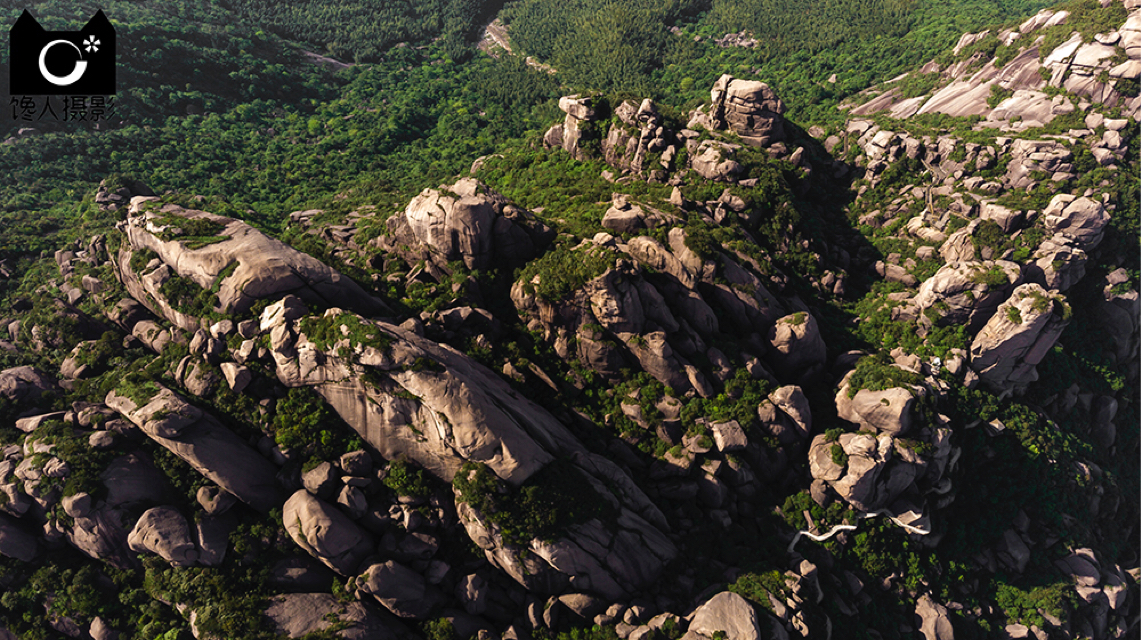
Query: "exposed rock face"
912 261 1023 331
687 592 762 640
454 453 675 601
514 231 789 397
383 178 554 271
1041 194 1110 250
808 426 953 514
1027 234 1087 293
970 283 1070 392
0 513 37 561
690 140 744 181
106 385 282 512
263 593 401 640
701 74 787 146
127 507 198 566
916 594 955 640
116 198 387 333
265 301 576 484
545 94 600 160
851 7 1140 122
353 560 441 619
0 366 58 404
766 313 826 380
601 99 682 178
836 371 926 436
283 490 373 576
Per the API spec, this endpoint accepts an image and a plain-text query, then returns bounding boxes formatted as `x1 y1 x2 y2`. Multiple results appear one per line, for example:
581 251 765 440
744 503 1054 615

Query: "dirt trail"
301 50 353 71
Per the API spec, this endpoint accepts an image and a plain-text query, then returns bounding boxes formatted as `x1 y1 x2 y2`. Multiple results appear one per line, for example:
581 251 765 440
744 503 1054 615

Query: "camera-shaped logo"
9 9 115 95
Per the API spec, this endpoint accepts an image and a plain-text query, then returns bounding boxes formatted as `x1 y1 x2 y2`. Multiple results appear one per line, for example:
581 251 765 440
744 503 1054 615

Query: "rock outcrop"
127 506 198 566
382 178 554 271
970 283 1070 392
283 490 373 576
692 74 788 146
106 384 282 512
116 198 388 333
263 593 403 639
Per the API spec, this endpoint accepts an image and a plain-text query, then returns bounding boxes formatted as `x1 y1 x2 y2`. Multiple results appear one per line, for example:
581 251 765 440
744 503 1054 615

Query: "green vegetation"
846 353 924 397
383 457 436 498
149 211 231 249
300 312 394 357
453 459 614 544
1005 305 1023 324
116 372 162 407
271 387 362 458
517 243 618 302
994 581 1076 628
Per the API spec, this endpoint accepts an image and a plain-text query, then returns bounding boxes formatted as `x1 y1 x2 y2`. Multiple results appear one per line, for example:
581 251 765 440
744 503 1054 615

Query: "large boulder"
0 366 58 404
283 490 372 576
0 513 37 561
691 140 744 181
385 178 552 271
265 304 580 485
352 560 441 619
766 312 826 380
703 74 787 146
970 283 1070 393
687 592 762 640
915 594 955 640
1041 194 1110 250
106 385 282 512
264 593 402 640
127 507 198 566
912 261 1023 331
118 199 387 331
836 371 925 436
454 455 675 601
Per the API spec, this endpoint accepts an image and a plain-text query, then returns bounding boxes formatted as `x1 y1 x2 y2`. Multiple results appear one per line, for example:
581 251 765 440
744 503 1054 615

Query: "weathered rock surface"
117 199 388 332
264 593 402 640
106 384 282 511
686 592 761 640
767 313 826 379
1041 194 1110 250
837 376 925 436
0 366 58 404
970 283 1070 392
699 74 787 146
127 507 198 566
384 178 553 271
353 560 442 619
455 456 675 601
916 594 955 640
912 261 1023 331
283 490 372 576
265 301 580 484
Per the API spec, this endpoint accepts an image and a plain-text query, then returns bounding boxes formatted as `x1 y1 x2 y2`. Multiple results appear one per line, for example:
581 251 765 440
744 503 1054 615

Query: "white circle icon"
38 39 88 86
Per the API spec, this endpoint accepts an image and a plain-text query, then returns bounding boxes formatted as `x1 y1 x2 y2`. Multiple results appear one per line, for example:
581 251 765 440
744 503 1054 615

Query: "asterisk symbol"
83 35 100 53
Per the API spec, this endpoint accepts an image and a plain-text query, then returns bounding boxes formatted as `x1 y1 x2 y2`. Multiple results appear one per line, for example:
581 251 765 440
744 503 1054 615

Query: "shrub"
846 353 924 397
517 243 618 302
453 459 613 544
383 458 434 498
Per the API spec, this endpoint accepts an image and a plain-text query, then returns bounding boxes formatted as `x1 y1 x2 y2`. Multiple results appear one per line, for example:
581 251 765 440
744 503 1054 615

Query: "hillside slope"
0 1 1136 639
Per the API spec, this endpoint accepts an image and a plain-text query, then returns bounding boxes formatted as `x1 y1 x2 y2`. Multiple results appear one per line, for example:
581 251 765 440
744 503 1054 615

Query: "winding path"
787 508 931 553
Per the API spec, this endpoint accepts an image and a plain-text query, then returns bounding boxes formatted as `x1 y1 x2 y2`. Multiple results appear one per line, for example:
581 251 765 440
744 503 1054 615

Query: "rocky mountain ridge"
0 2 1137 640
